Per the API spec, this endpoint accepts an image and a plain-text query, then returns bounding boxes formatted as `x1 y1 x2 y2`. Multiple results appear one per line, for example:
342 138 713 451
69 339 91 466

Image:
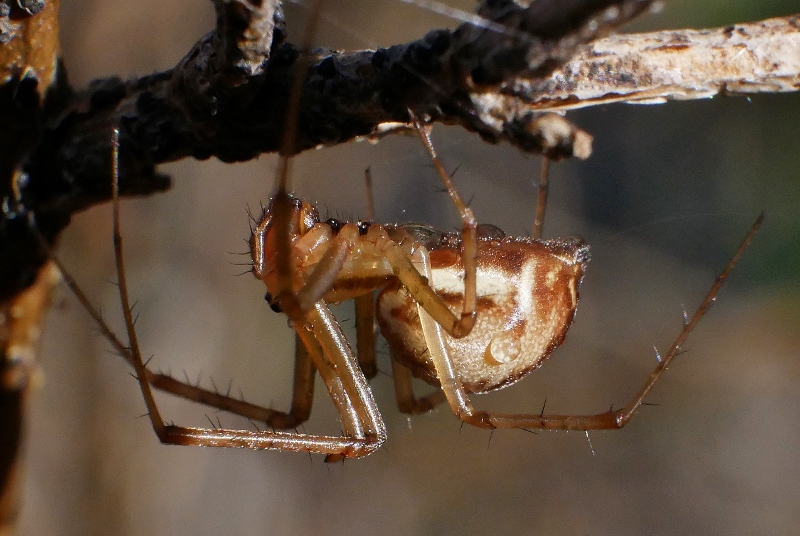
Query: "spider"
55 113 761 462
52 2 762 461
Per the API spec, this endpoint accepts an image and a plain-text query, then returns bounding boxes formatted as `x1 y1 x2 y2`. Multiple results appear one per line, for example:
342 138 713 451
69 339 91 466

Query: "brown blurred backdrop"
17 1 800 534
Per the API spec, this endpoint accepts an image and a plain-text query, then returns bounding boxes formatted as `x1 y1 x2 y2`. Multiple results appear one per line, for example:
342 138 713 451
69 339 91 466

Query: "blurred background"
18 1 800 534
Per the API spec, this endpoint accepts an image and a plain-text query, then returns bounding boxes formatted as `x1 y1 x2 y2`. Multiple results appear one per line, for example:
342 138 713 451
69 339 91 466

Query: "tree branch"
440 13 800 154
21 0 656 234
501 14 800 111
0 1 59 530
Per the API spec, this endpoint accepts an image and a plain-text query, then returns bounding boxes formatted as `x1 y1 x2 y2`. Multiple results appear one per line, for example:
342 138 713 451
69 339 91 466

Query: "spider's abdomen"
377 235 589 394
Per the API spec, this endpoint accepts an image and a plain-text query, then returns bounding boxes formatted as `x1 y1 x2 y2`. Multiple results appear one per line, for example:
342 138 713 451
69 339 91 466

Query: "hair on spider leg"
433 185 450 195
224 378 233 398
209 376 222 395
205 415 218 430
674 348 690 360
245 202 262 227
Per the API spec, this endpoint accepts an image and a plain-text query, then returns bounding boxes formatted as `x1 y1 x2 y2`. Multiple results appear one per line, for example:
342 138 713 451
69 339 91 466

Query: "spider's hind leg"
390 356 447 415
416 214 764 431
260 332 317 430
354 293 378 380
386 110 478 338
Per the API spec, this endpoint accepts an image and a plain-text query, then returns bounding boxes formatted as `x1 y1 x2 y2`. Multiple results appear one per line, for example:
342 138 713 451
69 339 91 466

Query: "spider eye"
264 292 282 313
326 218 343 233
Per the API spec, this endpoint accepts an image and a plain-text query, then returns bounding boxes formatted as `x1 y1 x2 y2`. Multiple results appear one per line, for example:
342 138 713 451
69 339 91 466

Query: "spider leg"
286 332 317 426
415 214 762 430
107 130 385 458
373 230 473 340
410 112 477 339
112 253 385 455
390 355 447 415
294 301 387 459
269 0 328 321
354 293 378 379
532 156 551 240
57 273 299 426
254 332 318 430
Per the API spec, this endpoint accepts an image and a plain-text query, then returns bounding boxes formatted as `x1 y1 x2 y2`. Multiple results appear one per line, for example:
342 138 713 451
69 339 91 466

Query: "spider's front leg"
289 301 387 459
250 197 397 455
108 153 386 459
119 282 386 458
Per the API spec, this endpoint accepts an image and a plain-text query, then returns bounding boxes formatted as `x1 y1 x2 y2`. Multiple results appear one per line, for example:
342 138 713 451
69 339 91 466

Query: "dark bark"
2 0 656 302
